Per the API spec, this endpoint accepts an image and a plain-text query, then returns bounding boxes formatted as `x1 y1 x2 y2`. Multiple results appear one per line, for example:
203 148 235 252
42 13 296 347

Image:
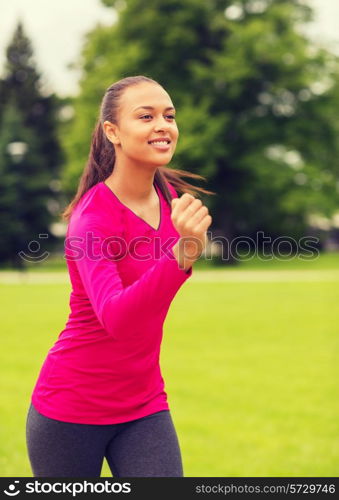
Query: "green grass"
227 250 339 270
1 271 338 476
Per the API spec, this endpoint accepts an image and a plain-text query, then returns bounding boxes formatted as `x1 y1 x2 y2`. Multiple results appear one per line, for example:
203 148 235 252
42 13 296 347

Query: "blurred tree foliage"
61 0 339 249
0 21 64 267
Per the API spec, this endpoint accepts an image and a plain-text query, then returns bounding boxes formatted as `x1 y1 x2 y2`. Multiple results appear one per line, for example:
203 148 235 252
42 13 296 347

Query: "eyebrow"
133 106 176 112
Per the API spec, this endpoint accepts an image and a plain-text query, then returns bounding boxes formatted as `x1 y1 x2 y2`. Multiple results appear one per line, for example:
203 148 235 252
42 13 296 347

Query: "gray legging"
26 403 183 477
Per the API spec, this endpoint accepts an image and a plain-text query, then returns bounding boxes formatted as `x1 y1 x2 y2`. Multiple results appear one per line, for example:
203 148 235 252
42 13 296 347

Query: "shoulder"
68 182 123 238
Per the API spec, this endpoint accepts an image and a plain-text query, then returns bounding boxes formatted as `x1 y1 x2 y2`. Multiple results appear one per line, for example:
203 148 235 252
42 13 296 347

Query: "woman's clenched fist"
170 193 212 271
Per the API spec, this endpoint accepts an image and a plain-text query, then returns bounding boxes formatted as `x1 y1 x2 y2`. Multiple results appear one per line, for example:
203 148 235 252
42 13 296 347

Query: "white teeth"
150 141 169 145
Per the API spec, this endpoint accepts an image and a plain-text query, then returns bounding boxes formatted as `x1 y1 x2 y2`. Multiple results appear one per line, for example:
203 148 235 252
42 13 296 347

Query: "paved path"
0 269 338 284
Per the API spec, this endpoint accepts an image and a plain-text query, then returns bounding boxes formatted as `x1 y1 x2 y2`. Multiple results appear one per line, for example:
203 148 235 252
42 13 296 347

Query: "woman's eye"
139 115 176 120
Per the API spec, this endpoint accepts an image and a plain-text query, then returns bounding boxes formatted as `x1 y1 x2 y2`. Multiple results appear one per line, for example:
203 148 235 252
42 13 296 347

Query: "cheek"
124 133 147 149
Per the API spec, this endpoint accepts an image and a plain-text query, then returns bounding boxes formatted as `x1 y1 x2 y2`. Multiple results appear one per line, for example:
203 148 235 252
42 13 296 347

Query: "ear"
103 120 120 145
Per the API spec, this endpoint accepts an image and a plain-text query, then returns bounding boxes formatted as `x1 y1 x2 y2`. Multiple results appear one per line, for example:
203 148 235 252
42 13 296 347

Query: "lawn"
0 263 338 476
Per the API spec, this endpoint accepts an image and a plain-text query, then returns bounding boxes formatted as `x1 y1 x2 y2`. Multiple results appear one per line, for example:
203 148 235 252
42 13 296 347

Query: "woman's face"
104 82 179 167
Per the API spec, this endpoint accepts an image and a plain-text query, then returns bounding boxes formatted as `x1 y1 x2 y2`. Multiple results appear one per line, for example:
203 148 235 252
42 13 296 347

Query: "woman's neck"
104 167 157 203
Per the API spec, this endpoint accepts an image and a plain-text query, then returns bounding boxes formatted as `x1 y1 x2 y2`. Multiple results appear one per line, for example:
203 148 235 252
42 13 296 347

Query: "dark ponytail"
61 75 215 222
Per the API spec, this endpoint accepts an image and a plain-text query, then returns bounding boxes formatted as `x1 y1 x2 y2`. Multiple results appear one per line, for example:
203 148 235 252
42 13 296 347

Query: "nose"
153 116 171 131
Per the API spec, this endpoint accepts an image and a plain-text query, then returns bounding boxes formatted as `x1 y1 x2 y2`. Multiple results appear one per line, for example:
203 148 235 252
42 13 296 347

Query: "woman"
26 75 214 478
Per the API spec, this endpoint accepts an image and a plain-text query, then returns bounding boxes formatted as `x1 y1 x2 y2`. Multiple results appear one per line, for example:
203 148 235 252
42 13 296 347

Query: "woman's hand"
170 193 212 271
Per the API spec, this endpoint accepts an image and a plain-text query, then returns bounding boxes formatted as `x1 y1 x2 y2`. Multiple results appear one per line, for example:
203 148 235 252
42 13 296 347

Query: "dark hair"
61 75 216 222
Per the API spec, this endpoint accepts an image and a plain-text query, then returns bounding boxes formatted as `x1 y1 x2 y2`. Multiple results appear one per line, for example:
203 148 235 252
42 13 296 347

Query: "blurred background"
0 0 338 477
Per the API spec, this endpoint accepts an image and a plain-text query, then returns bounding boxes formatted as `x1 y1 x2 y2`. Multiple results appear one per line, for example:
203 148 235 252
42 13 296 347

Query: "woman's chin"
148 154 174 166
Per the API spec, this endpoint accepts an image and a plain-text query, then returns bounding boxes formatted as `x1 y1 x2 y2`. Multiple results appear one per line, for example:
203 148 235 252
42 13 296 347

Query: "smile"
148 141 171 150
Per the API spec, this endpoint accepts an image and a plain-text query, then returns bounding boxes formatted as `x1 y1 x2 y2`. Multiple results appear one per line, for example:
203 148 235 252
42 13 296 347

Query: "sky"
1 0 339 97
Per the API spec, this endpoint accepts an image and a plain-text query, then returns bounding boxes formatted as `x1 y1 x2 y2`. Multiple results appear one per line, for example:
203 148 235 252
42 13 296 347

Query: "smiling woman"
26 75 215 479
62 75 215 221
101 82 180 200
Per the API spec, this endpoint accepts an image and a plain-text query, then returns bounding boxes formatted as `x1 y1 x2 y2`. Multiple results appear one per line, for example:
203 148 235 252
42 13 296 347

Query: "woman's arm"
66 216 192 340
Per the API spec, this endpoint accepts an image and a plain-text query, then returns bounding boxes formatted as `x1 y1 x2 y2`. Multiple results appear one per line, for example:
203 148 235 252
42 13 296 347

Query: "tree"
0 21 63 268
62 0 339 261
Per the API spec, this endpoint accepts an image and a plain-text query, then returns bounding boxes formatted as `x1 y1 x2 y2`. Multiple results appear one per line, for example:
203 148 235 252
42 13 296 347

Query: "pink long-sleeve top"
31 180 193 424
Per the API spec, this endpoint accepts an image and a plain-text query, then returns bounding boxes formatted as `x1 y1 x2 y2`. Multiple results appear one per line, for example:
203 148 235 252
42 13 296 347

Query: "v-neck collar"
101 180 162 232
